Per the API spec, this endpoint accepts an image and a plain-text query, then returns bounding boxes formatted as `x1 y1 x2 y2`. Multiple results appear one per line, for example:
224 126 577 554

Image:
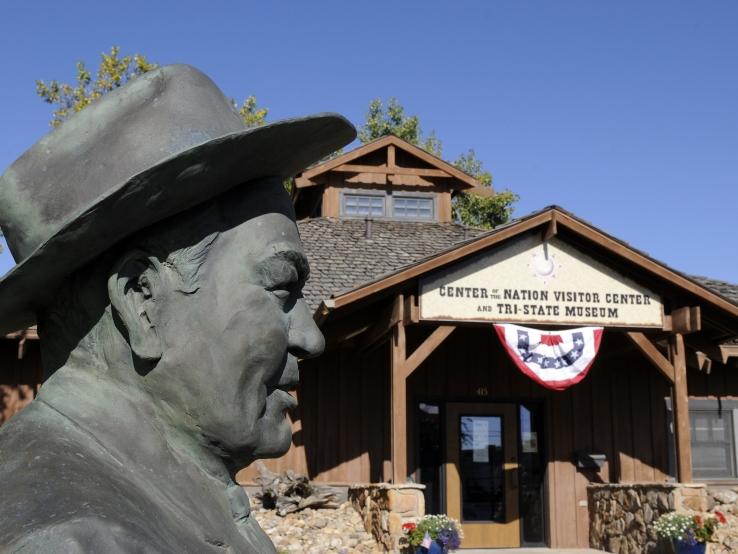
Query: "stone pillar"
588 482 707 554
348 483 425 552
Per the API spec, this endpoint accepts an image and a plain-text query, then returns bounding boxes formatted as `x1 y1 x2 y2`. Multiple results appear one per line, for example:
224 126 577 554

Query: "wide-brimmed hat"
0 64 356 334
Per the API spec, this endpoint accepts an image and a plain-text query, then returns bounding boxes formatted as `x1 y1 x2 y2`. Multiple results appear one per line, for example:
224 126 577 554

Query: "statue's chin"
252 414 293 459
225 413 293 469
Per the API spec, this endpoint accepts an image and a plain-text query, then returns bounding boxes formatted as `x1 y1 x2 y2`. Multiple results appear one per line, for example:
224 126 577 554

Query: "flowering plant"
653 511 725 544
403 514 463 551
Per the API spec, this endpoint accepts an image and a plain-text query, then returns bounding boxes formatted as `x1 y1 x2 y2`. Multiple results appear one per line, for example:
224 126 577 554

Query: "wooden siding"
238 327 696 549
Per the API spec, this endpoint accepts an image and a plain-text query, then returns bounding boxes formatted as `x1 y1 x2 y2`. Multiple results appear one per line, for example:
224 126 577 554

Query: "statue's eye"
265 264 299 305
269 287 293 301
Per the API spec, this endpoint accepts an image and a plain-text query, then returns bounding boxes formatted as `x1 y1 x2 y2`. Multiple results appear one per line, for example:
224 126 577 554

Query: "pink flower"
716 511 727 525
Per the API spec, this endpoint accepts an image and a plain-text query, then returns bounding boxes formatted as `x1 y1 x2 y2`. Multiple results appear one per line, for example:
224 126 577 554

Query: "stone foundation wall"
588 483 707 554
348 483 425 552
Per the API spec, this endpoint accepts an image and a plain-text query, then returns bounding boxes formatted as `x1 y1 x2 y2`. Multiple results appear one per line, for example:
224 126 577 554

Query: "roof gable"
294 135 482 191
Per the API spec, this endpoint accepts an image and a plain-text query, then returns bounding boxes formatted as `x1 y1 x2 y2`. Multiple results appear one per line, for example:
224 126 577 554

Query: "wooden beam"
358 296 403 352
404 325 456 378
684 335 727 365
626 332 675 382
687 349 712 374
670 332 693 482
333 163 453 178
721 344 738 362
391 294 407 484
542 212 557 242
403 295 419 325
387 144 396 169
294 176 314 188
664 306 701 335
17 337 26 360
388 174 435 187
345 172 388 185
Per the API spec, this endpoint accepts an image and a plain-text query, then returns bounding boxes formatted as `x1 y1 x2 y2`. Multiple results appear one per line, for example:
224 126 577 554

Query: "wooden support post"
391 295 407 484
670 332 693 482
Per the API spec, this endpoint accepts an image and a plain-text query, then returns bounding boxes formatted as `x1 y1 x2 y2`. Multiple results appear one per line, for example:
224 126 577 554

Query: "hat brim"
0 113 355 334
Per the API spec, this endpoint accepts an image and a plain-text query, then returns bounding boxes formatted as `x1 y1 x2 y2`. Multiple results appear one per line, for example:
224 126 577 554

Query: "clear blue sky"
1 1 737 283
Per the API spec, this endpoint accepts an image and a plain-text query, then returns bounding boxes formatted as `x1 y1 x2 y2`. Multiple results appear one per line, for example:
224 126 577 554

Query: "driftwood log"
254 461 339 516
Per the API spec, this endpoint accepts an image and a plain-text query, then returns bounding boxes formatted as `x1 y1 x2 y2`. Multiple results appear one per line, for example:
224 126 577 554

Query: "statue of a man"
0 65 355 553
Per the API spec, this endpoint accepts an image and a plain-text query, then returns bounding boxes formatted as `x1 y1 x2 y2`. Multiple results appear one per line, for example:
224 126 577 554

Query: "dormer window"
393 195 434 220
341 190 436 221
343 193 385 217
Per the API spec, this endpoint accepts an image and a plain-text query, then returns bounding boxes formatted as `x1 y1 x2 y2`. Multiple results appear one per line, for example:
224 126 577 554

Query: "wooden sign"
419 234 663 327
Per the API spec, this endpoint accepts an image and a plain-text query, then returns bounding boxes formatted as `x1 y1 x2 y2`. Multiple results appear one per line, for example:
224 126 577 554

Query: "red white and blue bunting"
493 323 604 391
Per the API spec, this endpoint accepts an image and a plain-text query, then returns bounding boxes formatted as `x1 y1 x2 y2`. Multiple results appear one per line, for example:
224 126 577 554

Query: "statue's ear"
107 250 163 363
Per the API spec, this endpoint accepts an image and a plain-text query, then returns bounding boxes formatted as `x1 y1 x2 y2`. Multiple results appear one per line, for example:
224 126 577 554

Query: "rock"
643 502 653 523
713 490 738 505
251 501 377 553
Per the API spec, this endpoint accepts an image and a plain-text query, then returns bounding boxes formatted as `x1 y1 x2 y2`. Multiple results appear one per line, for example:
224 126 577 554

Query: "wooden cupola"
292 135 485 222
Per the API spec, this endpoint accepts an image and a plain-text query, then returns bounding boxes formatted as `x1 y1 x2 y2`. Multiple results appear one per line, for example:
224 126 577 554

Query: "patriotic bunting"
493 323 604 391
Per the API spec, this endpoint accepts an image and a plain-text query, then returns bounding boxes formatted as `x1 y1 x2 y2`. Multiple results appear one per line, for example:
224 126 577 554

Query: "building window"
667 399 738 481
393 196 434 220
342 193 385 217
690 409 738 479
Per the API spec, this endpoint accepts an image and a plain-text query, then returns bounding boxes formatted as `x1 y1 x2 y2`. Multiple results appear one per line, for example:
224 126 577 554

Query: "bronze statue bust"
0 65 355 553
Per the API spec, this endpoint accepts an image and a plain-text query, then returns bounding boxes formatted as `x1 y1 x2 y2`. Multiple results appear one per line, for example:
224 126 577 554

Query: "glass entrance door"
445 403 520 548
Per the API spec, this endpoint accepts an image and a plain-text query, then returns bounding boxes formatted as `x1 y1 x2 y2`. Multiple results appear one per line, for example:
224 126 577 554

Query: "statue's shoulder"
0 403 159 552
2 517 154 554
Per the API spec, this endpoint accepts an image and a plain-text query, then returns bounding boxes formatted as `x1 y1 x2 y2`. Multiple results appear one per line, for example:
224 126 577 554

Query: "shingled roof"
297 217 485 311
691 276 738 306
297 215 738 320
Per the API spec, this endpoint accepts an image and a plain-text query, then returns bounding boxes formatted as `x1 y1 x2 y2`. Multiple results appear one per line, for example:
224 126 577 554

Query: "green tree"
452 149 518 229
358 98 442 156
36 47 158 128
36 46 268 130
358 98 518 228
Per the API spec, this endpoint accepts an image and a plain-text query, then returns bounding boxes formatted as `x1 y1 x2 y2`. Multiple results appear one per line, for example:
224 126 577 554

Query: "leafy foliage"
236 95 268 128
36 46 157 128
452 188 518 230
454 149 491 186
36 46 270 133
358 98 442 156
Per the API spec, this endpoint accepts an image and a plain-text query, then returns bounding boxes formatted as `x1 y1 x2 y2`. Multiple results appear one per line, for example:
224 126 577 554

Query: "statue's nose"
287 299 325 359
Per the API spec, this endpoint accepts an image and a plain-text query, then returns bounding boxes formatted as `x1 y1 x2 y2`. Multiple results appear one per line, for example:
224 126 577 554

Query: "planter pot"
415 540 445 554
673 539 706 554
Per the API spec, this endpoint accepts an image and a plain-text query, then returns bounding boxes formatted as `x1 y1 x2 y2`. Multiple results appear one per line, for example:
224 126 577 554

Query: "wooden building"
3 136 738 549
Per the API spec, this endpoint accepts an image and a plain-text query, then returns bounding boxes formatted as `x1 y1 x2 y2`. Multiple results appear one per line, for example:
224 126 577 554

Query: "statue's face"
147 179 323 464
